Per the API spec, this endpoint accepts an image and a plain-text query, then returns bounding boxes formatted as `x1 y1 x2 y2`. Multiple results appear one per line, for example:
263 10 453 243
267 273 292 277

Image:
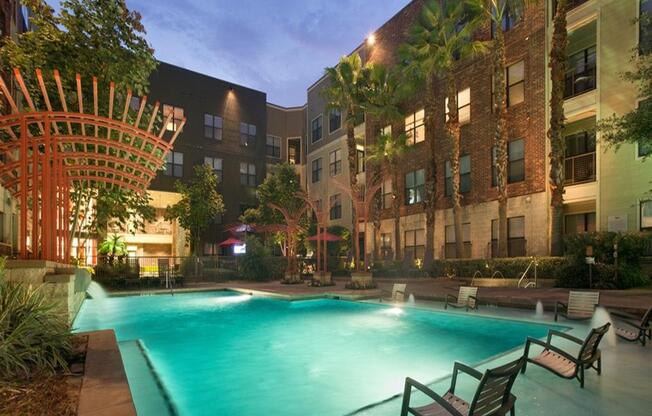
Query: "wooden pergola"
0 68 185 262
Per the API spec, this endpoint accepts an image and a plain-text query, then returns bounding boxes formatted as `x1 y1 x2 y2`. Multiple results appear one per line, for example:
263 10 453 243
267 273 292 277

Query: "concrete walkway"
111 277 652 314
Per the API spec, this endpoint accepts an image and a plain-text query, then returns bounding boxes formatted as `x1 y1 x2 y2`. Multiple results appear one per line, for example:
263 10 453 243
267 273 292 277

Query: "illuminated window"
382 178 393 209
507 61 525 106
163 104 184 132
405 169 425 205
240 122 257 147
405 109 425 145
445 88 471 124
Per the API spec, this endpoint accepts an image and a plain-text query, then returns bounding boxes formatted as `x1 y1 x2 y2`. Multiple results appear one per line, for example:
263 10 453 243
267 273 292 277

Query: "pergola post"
19 116 27 257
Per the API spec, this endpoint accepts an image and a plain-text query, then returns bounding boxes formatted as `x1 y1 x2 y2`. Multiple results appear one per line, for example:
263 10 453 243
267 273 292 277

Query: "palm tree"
467 0 539 257
98 234 127 264
364 64 409 262
548 0 568 256
401 0 487 262
322 54 368 271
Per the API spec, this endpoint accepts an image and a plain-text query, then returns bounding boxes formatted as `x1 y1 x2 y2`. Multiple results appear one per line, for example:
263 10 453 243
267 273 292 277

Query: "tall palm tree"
401 0 487 262
468 0 539 257
364 64 409 262
322 54 368 271
548 0 568 256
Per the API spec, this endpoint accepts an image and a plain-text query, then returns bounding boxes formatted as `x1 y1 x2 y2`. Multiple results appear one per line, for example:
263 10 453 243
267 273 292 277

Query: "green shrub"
266 257 287 280
238 236 273 281
0 260 72 380
344 280 378 290
427 257 566 279
558 232 650 289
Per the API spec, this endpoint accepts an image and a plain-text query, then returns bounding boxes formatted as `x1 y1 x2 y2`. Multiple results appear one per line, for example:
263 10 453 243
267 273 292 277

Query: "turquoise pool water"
74 291 559 416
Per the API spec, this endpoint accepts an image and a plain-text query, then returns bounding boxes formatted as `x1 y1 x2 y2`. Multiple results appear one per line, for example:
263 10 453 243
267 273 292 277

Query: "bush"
238 236 273 281
557 232 650 289
0 260 72 380
345 280 378 290
266 257 287 280
426 257 567 279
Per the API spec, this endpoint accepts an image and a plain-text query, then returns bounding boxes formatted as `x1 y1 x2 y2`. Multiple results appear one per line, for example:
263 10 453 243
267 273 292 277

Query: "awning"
218 237 244 247
307 231 342 242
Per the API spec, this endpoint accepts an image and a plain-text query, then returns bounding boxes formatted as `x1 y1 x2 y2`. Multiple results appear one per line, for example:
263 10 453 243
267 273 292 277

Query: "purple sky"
55 0 411 107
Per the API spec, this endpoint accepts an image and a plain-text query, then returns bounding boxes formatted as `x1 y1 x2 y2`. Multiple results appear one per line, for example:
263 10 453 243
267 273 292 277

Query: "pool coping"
77 329 136 416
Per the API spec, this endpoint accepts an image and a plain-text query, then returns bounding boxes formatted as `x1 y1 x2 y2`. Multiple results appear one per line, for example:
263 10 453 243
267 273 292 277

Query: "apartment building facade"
304 0 652 261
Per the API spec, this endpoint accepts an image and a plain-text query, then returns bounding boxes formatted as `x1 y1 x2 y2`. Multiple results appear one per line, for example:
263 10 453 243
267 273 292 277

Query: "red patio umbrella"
307 231 342 241
218 237 244 247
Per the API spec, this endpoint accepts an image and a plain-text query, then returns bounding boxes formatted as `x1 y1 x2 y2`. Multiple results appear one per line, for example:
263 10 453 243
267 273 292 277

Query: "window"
311 158 322 183
266 135 281 158
404 229 425 260
329 149 342 176
641 0 652 54
288 138 301 164
642 201 652 230
444 223 471 258
164 151 183 177
240 162 256 186
491 216 526 257
445 155 471 196
356 148 365 173
405 169 425 205
330 194 342 220
507 61 525 106
382 178 393 209
445 88 471 124
405 109 425 145
380 232 392 259
493 140 525 186
203 242 219 256
381 125 392 136
565 212 596 234
311 115 323 143
565 130 596 184
204 114 223 140
240 122 257 147
204 157 223 183
163 105 184 132
329 108 342 133
565 46 596 98
492 0 523 34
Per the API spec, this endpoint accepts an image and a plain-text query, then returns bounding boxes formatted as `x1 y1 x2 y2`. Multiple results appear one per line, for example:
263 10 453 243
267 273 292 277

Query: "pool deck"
101 280 652 415
110 277 652 313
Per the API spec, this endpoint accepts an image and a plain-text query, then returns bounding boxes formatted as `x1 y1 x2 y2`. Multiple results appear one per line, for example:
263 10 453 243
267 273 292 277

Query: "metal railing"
518 258 538 288
564 152 596 185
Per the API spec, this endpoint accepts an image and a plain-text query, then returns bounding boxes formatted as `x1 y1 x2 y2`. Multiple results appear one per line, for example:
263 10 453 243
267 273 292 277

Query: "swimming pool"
74 290 561 416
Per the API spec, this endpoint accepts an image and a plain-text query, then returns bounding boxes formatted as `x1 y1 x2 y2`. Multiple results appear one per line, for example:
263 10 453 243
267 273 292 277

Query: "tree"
98 234 127 263
165 165 225 256
364 64 410 263
401 0 487 260
241 163 306 254
322 54 369 272
548 0 568 256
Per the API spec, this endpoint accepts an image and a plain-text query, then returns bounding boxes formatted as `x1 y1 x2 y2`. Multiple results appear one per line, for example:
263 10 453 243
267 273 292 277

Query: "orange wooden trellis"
0 68 185 262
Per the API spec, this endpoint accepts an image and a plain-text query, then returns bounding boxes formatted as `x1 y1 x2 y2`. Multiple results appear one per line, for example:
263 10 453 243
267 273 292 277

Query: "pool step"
119 340 177 416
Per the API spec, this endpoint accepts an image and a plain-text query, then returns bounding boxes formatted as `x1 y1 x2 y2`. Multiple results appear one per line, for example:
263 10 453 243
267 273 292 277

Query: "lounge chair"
522 323 610 388
400 356 526 416
444 286 478 311
380 283 407 302
554 291 600 321
611 307 652 346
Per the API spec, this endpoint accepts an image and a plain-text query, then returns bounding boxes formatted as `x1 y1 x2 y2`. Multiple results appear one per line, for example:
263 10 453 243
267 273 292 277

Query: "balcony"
564 60 596 99
565 152 596 185
554 0 589 12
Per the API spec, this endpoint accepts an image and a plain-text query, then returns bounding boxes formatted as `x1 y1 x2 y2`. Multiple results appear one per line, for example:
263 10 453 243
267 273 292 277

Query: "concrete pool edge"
77 329 136 416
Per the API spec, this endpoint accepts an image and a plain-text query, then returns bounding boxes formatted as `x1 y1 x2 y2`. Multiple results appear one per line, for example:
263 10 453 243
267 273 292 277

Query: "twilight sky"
57 0 412 107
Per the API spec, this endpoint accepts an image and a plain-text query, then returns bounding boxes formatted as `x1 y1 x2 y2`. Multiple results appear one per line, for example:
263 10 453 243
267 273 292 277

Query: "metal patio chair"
522 323 610 388
400 356 526 416
554 291 600 321
611 306 652 346
445 286 479 311
380 283 407 302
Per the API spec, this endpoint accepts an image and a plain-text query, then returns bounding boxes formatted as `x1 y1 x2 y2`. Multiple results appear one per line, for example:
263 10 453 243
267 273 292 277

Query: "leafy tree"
401 0 487 260
241 163 307 254
548 0 568 256
165 165 225 256
98 234 127 263
322 54 369 272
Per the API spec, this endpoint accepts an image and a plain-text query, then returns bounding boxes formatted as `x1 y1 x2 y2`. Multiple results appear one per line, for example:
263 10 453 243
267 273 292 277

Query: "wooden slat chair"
611 307 652 346
400 356 526 416
445 286 479 311
522 323 610 388
380 283 407 302
554 291 600 321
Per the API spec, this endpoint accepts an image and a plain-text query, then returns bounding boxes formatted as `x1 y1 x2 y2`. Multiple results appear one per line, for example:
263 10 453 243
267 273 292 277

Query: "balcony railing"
565 152 596 185
490 238 526 258
444 242 472 259
554 0 589 13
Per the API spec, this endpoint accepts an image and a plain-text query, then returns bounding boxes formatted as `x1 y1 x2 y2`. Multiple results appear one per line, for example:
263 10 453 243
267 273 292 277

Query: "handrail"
470 270 483 285
491 270 506 280
518 258 538 288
